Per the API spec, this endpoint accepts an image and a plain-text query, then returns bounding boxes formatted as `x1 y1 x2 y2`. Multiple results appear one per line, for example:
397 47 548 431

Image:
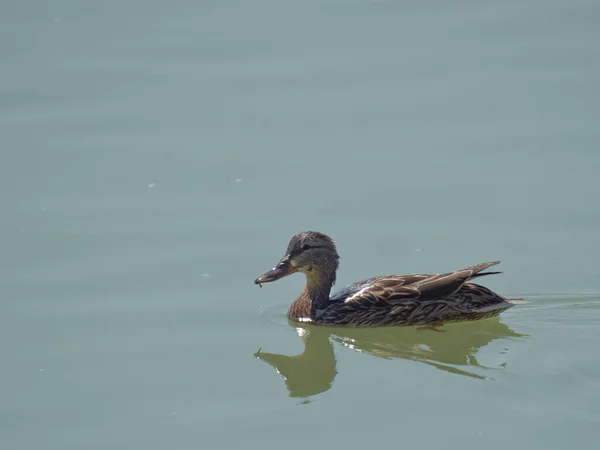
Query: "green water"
2 1 600 449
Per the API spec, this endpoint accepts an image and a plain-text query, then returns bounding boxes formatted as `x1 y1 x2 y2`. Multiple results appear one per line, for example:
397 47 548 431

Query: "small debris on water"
148 183 155 188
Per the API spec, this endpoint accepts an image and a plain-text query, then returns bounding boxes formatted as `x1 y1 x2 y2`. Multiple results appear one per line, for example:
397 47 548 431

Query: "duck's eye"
301 244 311 251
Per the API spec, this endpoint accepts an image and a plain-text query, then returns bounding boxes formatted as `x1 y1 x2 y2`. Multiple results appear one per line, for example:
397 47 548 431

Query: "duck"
254 231 529 328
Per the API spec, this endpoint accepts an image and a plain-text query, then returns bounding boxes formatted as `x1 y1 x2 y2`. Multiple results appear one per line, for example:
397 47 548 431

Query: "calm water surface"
2 1 600 449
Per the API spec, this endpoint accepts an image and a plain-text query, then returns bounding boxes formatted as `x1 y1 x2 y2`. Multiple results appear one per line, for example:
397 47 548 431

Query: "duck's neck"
288 270 335 320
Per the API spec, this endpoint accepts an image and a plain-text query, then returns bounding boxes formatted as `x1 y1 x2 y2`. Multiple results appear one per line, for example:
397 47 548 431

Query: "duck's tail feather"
470 271 503 279
476 297 530 313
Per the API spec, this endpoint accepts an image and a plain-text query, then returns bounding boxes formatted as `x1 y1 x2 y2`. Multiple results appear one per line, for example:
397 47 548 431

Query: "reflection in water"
255 319 528 399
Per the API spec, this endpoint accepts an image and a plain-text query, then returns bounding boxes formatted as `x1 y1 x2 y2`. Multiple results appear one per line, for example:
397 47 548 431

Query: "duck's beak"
255 255 298 287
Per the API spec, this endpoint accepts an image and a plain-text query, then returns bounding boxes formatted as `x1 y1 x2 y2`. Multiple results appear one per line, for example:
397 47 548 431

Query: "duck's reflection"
255 319 528 398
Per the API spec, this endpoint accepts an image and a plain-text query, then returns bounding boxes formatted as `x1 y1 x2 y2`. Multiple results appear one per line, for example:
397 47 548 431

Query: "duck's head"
254 231 340 287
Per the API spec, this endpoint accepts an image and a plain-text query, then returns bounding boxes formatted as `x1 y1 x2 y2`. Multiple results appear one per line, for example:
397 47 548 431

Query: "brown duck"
254 231 529 328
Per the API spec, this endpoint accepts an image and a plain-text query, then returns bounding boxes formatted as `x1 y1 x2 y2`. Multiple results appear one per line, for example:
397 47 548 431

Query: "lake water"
2 1 600 449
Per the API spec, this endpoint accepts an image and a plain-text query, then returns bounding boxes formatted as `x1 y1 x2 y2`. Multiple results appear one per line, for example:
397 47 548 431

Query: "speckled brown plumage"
255 231 529 327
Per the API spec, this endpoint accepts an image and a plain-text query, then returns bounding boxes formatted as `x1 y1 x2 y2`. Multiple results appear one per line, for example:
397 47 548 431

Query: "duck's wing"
330 261 502 306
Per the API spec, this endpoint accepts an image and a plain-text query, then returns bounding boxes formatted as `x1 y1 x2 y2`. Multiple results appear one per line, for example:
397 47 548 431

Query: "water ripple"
256 303 290 328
